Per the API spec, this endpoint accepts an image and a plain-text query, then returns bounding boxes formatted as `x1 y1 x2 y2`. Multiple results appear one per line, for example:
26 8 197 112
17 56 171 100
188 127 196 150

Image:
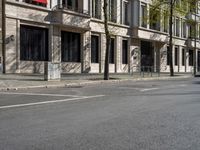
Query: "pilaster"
82 31 91 73
115 36 121 72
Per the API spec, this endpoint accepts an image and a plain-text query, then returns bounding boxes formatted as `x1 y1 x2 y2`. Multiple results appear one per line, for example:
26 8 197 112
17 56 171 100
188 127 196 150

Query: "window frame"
20 25 49 61
140 2 147 28
91 0 101 19
91 35 99 63
122 0 129 25
61 31 81 63
122 39 128 64
175 17 180 37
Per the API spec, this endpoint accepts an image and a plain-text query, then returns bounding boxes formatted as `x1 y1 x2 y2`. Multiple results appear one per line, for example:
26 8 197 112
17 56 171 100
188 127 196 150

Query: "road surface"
0 78 200 150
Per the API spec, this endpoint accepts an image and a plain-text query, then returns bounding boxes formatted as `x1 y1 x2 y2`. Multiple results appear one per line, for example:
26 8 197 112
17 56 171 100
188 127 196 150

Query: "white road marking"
140 88 159 92
0 95 105 110
0 92 84 98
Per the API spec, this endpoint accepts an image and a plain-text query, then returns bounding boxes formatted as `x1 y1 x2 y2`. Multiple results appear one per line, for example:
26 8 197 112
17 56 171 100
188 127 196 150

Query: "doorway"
141 41 154 71
198 51 200 72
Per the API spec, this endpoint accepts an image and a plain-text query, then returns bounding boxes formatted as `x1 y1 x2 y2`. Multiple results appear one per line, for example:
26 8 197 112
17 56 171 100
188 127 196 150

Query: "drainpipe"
2 0 6 73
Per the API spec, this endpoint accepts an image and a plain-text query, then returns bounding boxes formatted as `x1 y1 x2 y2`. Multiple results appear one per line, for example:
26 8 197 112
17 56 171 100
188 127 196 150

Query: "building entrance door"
141 41 154 71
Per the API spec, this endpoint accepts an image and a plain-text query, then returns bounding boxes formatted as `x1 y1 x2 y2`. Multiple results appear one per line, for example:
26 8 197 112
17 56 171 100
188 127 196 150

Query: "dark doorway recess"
141 41 154 71
91 35 99 63
198 51 200 72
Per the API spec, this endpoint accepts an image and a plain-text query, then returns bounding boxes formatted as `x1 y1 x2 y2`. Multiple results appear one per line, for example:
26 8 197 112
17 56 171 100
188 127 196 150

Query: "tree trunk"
193 0 197 77
103 0 111 80
169 0 174 76
2 0 6 73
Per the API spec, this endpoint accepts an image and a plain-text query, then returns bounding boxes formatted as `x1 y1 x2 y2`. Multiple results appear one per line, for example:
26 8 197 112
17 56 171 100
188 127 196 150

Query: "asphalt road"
0 78 200 150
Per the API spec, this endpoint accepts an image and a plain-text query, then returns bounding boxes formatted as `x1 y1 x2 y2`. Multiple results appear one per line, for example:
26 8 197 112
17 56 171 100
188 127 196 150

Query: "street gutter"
0 75 192 91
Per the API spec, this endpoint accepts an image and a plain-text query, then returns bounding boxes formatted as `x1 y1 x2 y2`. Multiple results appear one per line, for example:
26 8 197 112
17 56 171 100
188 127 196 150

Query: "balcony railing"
54 4 89 15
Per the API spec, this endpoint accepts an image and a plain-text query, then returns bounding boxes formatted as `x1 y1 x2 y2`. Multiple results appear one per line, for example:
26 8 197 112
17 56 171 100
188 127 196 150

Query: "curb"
0 75 192 91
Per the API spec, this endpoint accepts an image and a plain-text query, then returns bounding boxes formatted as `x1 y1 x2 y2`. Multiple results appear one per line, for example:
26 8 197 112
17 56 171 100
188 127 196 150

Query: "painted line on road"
140 84 187 92
140 88 159 92
0 95 105 110
0 92 85 98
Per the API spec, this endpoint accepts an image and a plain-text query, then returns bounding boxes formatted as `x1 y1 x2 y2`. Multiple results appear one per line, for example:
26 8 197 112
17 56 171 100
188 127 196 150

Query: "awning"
33 0 47 4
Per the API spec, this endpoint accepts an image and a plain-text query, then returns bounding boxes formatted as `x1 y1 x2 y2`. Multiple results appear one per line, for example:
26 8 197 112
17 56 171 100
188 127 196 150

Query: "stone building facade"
1 0 200 74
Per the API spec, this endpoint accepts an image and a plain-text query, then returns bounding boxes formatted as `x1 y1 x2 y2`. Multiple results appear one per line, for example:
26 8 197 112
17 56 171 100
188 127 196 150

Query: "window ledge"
91 18 131 28
138 27 169 35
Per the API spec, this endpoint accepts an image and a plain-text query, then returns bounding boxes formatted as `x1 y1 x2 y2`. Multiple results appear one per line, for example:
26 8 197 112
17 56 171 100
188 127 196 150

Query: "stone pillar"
82 31 91 73
100 33 106 73
130 39 140 72
195 48 198 73
16 19 20 73
185 48 189 72
5 18 17 73
178 46 182 72
44 25 61 81
160 44 168 72
115 36 121 73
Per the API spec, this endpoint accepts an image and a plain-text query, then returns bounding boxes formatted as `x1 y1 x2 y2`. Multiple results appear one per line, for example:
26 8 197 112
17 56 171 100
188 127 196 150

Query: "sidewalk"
0 73 193 91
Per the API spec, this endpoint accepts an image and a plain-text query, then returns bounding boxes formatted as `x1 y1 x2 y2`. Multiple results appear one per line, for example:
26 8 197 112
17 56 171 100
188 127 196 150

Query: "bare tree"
151 0 198 76
103 0 111 80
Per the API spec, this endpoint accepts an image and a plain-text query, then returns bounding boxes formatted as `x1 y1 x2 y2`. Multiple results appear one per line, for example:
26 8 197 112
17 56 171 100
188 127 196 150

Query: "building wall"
3 0 200 74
